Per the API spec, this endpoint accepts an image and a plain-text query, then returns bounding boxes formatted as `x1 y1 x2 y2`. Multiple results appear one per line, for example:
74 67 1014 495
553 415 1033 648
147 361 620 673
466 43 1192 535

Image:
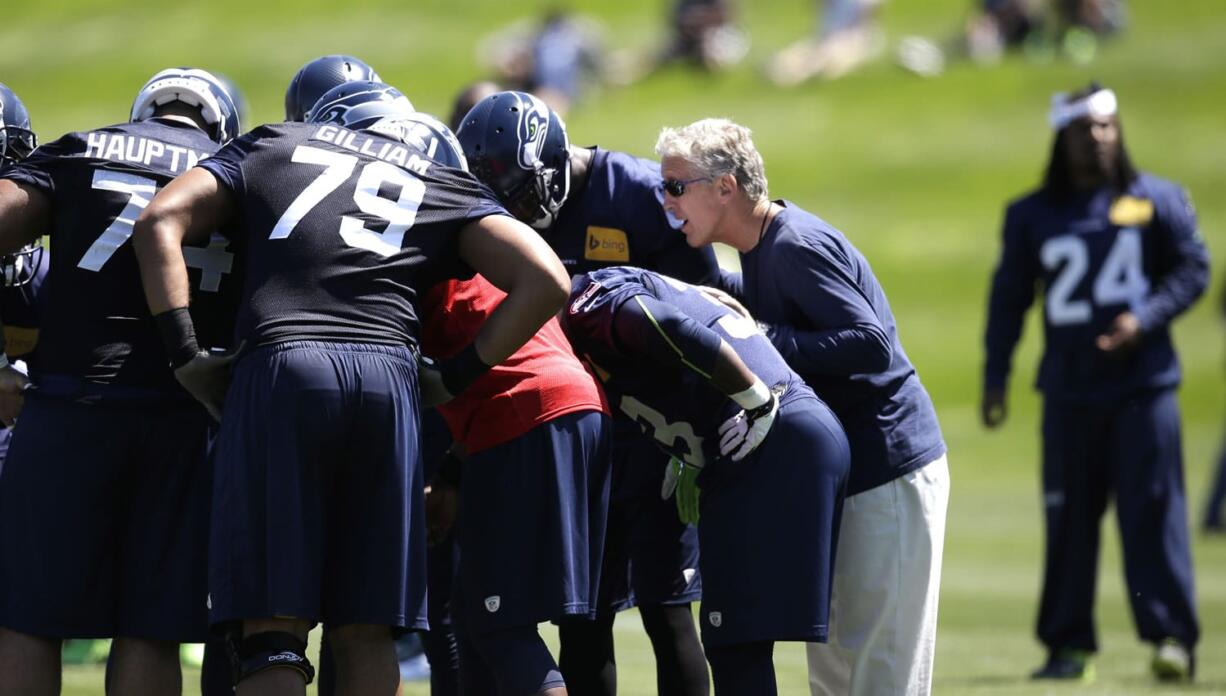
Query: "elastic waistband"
253 340 418 361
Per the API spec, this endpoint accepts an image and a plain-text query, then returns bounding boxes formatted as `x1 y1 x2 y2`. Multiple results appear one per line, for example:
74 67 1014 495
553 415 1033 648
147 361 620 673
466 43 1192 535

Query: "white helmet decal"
515 93 551 172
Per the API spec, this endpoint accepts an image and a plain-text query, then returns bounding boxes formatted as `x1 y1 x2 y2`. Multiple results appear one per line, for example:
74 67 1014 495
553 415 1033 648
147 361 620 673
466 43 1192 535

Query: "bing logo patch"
1108 196 1154 227
585 226 629 262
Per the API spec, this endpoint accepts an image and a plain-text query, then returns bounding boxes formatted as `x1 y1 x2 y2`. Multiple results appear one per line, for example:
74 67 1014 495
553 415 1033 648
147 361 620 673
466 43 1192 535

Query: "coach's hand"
980 386 1007 429
0 362 29 427
718 384 780 461
175 345 242 422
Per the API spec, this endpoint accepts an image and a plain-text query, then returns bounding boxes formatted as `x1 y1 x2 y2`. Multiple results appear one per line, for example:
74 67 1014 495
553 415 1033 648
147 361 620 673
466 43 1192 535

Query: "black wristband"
438 342 492 397
154 307 200 369
436 450 463 487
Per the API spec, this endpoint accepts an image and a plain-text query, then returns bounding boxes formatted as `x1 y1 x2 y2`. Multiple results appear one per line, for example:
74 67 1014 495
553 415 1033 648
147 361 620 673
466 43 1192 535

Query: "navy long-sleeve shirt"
736 201 946 495
547 147 720 285
984 173 1209 402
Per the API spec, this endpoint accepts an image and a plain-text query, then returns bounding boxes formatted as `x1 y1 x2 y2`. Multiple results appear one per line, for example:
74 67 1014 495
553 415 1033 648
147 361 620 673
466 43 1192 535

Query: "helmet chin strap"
529 209 556 231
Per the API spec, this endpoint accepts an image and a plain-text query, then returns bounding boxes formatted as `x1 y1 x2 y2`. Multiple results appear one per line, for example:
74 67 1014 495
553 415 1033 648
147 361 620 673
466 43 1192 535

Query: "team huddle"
0 57 954 696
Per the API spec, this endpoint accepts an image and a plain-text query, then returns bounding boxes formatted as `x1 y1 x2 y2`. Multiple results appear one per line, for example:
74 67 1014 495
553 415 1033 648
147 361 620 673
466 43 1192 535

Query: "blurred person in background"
615 0 749 84
658 0 749 72
477 10 605 116
898 0 1127 76
655 117 949 696
449 81 502 133
459 91 716 696
982 83 1204 683
766 0 884 85
1202 285 1226 534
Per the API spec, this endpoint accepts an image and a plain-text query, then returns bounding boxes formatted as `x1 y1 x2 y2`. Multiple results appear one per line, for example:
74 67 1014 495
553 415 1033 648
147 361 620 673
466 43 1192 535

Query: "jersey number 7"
77 169 234 292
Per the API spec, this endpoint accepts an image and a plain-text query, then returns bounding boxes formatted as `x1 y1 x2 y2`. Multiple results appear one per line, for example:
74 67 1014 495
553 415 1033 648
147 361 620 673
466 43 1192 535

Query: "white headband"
1049 88 1117 130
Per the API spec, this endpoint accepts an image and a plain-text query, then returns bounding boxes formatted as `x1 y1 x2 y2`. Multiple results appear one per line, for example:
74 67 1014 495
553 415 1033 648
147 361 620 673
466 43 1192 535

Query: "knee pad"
228 630 316 686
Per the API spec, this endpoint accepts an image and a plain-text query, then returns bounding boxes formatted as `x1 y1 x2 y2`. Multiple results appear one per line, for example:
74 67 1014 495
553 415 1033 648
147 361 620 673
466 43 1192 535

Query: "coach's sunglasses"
662 176 712 197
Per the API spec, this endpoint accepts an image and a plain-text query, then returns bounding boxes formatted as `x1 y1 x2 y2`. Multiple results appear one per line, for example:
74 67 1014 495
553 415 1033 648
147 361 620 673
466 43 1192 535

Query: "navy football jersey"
198 122 508 348
985 174 1209 401
0 247 49 362
1 119 238 392
560 266 814 468
547 147 719 284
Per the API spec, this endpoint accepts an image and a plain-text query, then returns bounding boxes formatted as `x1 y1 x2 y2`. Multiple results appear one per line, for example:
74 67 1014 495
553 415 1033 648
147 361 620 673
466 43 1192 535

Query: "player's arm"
981 203 1039 428
431 214 570 397
758 240 892 376
132 167 239 419
611 293 778 460
0 179 47 255
133 167 234 315
0 179 49 424
1129 187 1210 335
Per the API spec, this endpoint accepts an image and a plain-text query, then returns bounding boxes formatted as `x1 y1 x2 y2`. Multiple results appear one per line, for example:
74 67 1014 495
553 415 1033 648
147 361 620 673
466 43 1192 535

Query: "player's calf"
229 619 314 696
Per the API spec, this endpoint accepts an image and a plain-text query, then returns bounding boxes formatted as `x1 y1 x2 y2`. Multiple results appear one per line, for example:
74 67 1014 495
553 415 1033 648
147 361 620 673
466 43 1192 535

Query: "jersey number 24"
1040 228 1149 326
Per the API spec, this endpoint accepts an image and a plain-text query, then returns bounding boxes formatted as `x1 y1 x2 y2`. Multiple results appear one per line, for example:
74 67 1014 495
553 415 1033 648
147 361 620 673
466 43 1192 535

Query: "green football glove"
674 460 701 525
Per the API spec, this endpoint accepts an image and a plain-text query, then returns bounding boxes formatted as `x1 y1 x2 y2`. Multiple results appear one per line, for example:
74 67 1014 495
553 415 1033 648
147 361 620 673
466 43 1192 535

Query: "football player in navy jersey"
0 81 42 467
0 67 241 696
983 84 1205 682
559 266 849 696
458 90 718 696
655 118 949 696
131 82 569 696
284 54 381 122
1206 283 1226 534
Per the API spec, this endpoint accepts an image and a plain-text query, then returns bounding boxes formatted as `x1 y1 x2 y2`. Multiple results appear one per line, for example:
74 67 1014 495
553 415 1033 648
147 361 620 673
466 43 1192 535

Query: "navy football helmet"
130 67 241 144
286 55 382 122
368 112 468 170
456 91 571 229
0 83 42 287
307 81 415 132
0 82 36 168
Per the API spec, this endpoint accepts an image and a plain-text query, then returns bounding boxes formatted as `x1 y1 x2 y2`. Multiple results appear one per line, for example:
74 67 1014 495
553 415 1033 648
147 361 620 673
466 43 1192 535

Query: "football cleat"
1152 638 1194 682
1030 648 1095 682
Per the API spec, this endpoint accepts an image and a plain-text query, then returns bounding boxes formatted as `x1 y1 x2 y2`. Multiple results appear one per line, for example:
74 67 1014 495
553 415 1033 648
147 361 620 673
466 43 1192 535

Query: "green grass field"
6 0 1226 693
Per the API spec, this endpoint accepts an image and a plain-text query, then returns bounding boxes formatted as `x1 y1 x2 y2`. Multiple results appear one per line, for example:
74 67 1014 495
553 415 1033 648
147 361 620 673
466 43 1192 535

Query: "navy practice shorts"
599 432 702 612
696 395 849 648
208 341 427 632
454 410 611 636
0 391 213 641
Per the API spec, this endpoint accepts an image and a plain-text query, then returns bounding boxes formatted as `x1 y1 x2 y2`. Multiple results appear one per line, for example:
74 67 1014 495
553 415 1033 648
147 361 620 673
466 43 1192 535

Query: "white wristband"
729 379 771 411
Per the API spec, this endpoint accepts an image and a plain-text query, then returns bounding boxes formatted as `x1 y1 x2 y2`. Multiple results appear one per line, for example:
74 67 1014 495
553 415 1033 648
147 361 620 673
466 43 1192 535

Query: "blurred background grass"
5 0 1224 693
